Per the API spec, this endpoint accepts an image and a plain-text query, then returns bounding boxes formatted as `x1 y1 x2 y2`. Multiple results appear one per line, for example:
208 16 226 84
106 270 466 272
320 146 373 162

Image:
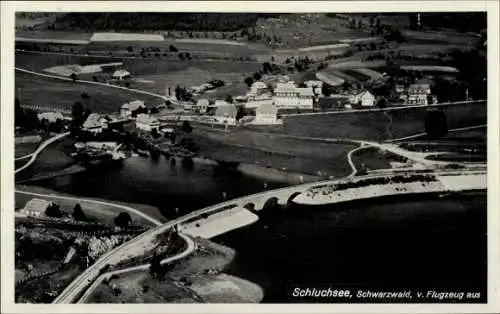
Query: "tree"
225 95 233 104
185 52 192 60
376 18 381 28
169 45 178 52
262 62 272 73
150 107 159 114
15 98 23 126
45 203 63 218
235 106 246 121
244 76 254 87
358 20 362 29
178 52 185 60
181 121 193 133
127 46 133 53
114 212 132 228
70 73 78 82
72 203 87 221
71 101 85 127
376 98 387 108
81 92 90 100
425 109 448 139
151 128 160 139
252 72 262 81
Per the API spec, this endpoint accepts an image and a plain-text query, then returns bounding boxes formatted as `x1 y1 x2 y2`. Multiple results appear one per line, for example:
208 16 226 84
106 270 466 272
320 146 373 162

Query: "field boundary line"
15 67 172 102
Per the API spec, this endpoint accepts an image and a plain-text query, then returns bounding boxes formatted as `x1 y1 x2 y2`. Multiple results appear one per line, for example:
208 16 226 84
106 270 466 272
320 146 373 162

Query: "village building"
272 83 314 109
254 103 280 125
83 113 108 133
112 69 131 80
350 90 376 107
20 198 53 218
214 103 237 125
195 99 210 113
120 100 146 118
37 112 64 123
304 80 323 88
250 81 268 95
135 113 160 132
408 83 432 105
214 100 231 107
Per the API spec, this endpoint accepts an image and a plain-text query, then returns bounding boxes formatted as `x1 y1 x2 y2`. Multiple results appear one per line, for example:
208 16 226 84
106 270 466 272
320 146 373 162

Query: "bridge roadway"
52 167 485 303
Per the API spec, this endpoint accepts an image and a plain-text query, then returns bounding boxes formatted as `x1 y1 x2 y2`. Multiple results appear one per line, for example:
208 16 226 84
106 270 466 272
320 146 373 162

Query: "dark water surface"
30 156 487 303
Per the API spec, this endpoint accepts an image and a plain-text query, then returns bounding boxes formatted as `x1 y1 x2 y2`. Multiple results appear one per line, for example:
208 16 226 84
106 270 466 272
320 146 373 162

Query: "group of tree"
114 212 132 228
45 203 63 218
71 101 92 130
53 13 282 32
174 85 193 101
15 98 41 130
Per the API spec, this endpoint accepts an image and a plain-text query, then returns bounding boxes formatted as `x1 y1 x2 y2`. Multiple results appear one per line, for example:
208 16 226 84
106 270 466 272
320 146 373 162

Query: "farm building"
408 84 432 105
37 112 64 123
244 98 274 109
250 81 268 95
112 69 131 80
195 99 210 113
20 198 52 217
120 100 146 118
273 83 314 109
254 103 280 125
214 100 231 107
83 113 108 133
136 114 160 132
214 103 237 125
350 90 375 107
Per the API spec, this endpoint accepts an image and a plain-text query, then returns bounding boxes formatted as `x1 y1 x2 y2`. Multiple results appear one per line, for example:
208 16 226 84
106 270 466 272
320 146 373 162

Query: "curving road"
77 233 196 303
15 132 70 174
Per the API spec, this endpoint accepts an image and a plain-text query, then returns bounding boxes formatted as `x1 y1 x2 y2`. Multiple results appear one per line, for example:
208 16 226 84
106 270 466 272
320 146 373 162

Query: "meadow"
15 70 162 112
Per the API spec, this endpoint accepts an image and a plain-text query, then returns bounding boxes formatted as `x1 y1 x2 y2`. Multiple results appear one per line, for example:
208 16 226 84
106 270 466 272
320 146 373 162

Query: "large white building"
136 113 160 132
195 99 210 113
254 103 281 125
272 83 314 109
20 198 53 218
214 103 237 125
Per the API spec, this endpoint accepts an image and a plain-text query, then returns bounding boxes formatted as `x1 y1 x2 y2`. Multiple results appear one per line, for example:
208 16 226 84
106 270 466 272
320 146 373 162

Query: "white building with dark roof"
136 114 160 132
273 83 314 109
214 103 237 125
120 100 146 118
254 103 281 125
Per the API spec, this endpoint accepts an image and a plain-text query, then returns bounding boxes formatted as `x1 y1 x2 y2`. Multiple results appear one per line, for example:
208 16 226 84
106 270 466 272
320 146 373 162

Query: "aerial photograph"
12 11 487 304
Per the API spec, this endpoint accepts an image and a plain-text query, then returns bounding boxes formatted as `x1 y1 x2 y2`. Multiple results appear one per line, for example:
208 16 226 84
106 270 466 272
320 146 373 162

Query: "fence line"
20 103 72 114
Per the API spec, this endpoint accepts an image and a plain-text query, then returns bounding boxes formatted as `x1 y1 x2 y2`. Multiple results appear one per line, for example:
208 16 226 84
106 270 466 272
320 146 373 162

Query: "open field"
350 146 392 171
15 185 166 226
15 70 161 112
16 30 93 40
192 129 356 178
282 102 486 142
15 142 40 158
387 103 486 140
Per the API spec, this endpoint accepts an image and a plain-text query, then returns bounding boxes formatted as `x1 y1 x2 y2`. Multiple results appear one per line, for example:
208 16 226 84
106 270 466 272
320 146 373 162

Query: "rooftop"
215 104 237 117
136 113 159 125
23 198 51 213
83 113 105 129
37 112 64 123
121 100 145 111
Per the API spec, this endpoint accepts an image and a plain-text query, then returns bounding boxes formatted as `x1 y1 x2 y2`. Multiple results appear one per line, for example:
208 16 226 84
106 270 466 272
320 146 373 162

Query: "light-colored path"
281 100 486 117
15 190 162 226
77 233 195 303
15 67 174 103
387 124 487 142
15 132 69 174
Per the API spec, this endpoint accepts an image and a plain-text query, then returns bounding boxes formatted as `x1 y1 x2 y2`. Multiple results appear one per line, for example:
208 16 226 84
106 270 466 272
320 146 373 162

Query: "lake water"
30 156 487 303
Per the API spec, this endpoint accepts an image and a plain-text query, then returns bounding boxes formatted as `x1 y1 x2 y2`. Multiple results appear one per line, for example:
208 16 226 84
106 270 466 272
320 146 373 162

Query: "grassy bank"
15 185 166 226
193 129 356 178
